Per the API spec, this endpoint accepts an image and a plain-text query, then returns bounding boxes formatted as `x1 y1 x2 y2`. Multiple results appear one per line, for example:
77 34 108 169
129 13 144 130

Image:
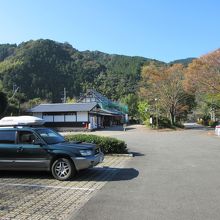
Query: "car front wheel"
51 158 76 181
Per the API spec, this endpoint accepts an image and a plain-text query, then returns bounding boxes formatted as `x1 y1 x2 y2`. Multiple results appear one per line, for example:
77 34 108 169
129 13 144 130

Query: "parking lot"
0 155 131 220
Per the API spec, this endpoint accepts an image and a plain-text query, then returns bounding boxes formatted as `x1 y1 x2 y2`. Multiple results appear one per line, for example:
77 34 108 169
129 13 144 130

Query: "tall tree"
139 63 191 125
120 94 139 119
0 91 8 116
185 49 220 121
185 49 220 94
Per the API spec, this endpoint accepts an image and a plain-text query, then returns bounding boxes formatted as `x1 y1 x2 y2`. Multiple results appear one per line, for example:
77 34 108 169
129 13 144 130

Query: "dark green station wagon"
0 116 104 181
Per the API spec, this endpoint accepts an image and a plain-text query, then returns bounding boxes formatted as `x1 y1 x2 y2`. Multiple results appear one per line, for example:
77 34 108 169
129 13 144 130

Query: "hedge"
65 134 128 154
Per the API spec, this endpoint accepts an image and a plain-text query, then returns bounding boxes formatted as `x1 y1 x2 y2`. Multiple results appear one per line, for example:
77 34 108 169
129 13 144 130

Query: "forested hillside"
169 57 195 66
0 39 165 103
0 40 105 102
0 39 197 118
0 44 17 61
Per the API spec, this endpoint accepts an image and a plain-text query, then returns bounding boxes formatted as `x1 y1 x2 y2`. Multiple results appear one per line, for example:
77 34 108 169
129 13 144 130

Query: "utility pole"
155 98 159 128
10 84 19 99
210 98 216 121
62 88 67 103
11 84 20 115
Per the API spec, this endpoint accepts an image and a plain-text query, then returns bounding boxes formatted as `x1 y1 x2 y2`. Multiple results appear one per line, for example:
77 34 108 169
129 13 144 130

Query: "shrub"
197 119 204 125
208 120 218 128
158 117 172 128
202 115 210 126
65 134 128 154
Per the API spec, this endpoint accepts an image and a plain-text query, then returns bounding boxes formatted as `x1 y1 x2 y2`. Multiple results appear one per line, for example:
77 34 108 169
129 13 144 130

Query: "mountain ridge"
0 39 195 103
0 40 194 65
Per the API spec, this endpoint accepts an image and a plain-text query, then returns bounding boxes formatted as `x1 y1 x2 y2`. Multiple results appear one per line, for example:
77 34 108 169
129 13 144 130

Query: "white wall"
77 112 88 122
65 115 76 122
54 115 65 122
36 112 88 122
43 115 53 122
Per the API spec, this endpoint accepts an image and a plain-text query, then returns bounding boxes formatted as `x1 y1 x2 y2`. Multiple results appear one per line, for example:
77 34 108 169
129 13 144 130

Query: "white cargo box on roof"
0 116 45 126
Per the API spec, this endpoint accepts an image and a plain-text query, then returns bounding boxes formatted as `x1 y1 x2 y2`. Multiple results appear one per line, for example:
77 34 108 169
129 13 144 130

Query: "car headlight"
79 149 93 156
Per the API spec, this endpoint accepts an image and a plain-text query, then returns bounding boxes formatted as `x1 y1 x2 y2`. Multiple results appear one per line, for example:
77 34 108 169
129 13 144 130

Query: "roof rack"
0 116 45 127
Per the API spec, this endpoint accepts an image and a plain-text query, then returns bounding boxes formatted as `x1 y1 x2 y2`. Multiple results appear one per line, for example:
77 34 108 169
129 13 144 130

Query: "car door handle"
17 147 24 152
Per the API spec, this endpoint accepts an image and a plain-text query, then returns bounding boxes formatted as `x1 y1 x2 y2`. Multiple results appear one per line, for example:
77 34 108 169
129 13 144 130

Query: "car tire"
51 158 76 181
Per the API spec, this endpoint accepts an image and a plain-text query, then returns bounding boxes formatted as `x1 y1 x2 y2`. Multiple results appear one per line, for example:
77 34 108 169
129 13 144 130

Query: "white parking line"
0 183 95 191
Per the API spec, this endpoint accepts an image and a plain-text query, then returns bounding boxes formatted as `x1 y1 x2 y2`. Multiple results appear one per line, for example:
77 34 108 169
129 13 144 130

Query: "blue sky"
0 0 219 62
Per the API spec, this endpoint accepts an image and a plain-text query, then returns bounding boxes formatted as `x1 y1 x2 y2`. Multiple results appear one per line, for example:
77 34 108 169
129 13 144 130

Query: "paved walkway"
0 156 131 220
73 125 220 220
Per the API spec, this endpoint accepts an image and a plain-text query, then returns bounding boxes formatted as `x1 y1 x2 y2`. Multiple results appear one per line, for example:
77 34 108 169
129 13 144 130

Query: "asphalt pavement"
72 125 220 220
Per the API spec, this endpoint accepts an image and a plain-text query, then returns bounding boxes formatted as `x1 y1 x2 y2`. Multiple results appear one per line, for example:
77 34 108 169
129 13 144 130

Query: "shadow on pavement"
75 167 139 181
124 127 136 131
183 123 215 131
110 168 139 181
184 126 215 131
130 152 145 157
94 125 136 132
95 126 124 132
0 167 139 182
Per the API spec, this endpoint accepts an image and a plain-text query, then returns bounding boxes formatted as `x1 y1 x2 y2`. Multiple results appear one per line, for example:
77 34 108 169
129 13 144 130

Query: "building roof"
78 89 110 104
91 108 124 116
78 89 128 114
29 102 98 113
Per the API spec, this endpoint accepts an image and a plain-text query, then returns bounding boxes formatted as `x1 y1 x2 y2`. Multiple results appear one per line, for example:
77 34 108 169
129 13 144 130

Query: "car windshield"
35 128 65 144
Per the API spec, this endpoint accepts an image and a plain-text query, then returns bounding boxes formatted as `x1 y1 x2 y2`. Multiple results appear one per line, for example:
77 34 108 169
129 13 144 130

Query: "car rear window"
0 130 16 144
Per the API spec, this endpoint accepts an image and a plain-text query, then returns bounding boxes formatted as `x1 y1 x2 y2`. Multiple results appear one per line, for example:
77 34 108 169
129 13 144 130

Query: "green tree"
120 94 139 119
66 97 76 103
137 101 150 124
0 39 164 107
20 98 47 113
194 93 220 123
0 91 8 116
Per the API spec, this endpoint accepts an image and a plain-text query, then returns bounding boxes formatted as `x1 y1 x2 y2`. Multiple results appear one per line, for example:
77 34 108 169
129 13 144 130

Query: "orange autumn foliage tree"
185 49 220 94
139 63 191 125
185 49 220 122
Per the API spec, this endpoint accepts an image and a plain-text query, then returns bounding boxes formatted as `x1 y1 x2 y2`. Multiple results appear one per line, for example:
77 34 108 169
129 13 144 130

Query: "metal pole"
155 98 159 128
63 88 66 103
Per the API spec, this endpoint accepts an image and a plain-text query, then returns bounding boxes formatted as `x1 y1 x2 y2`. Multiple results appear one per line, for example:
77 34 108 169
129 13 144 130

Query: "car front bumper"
72 152 104 171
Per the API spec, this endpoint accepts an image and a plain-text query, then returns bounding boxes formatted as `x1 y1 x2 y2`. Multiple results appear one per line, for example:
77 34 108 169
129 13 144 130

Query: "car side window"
0 131 16 144
18 131 36 144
